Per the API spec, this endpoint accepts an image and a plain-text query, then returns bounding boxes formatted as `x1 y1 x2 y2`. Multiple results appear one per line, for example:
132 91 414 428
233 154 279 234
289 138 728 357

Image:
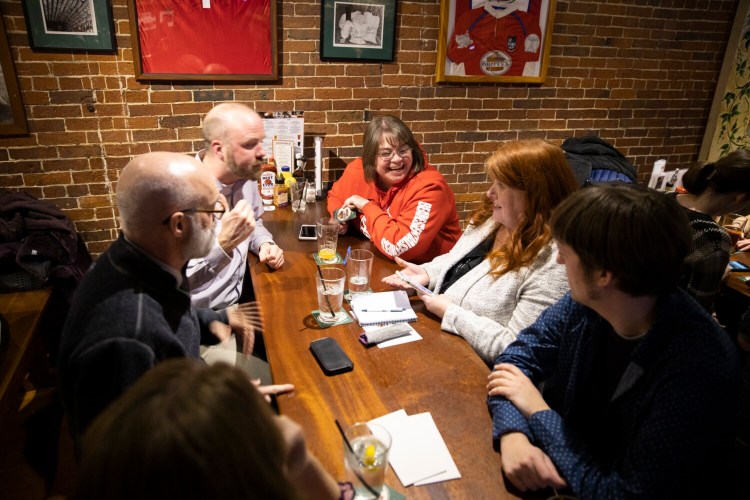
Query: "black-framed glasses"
162 200 226 225
377 146 412 161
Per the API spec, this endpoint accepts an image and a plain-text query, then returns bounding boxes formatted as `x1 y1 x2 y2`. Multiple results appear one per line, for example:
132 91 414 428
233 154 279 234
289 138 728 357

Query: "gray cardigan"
421 219 569 365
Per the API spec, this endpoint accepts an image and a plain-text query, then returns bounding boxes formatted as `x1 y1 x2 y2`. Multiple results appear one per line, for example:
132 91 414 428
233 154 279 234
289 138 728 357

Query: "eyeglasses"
162 200 226 225
377 146 412 161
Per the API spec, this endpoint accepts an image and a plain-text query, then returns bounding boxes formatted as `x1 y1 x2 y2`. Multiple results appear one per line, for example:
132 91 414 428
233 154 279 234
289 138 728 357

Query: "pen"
360 308 405 312
343 246 351 265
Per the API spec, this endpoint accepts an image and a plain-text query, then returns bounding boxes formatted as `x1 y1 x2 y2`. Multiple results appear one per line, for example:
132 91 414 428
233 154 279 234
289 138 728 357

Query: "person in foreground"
75 359 339 500
58 152 292 440
383 140 578 364
327 115 461 263
673 149 750 311
187 102 284 310
487 184 740 499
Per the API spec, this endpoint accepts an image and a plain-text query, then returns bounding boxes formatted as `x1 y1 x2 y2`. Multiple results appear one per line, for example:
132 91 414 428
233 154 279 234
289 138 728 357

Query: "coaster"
344 288 373 302
312 252 343 265
312 309 353 328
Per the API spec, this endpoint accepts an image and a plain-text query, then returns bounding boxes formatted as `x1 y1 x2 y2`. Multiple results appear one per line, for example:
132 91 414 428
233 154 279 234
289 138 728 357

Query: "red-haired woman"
384 139 578 364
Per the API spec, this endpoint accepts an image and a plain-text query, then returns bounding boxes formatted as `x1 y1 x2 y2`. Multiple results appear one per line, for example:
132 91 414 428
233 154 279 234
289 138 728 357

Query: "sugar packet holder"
359 324 413 347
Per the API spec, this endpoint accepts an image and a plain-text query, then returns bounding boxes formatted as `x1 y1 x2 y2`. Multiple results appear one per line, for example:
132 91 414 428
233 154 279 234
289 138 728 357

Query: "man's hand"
488 364 549 418
252 379 295 402
259 242 284 269
226 302 263 356
739 238 750 252
500 432 566 492
217 199 256 254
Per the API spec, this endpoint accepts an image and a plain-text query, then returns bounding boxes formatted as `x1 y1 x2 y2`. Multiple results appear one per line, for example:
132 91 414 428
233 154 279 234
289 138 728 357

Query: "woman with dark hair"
327 115 462 263
674 149 750 311
75 359 340 500
383 140 578 364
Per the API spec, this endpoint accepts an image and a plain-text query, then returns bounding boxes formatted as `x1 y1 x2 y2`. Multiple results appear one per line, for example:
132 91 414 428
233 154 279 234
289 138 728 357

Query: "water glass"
315 266 346 323
346 249 373 300
290 181 306 212
343 423 391 499
317 217 339 263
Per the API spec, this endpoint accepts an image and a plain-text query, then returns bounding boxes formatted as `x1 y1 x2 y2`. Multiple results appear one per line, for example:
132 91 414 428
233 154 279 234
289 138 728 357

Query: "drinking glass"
290 181 306 212
317 217 339 263
315 266 346 323
343 423 391 500
346 249 373 301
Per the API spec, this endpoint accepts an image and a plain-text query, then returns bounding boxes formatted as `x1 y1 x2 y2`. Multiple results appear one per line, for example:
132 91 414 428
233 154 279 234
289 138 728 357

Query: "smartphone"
395 270 434 296
729 260 750 272
298 224 317 240
309 337 353 375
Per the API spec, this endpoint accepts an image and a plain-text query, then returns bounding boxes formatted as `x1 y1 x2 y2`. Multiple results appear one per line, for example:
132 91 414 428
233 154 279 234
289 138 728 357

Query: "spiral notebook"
350 290 417 327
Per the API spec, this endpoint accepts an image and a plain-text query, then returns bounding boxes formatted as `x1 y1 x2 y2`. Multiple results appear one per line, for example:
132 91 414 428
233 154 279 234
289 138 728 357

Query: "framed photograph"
320 0 397 62
127 0 278 81
435 0 556 83
21 0 116 52
0 15 28 135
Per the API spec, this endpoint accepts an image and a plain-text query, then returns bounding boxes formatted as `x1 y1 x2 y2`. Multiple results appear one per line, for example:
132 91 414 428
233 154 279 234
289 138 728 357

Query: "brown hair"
682 148 750 196
361 115 425 183
551 184 692 296
76 359 299 500
469 139 578 277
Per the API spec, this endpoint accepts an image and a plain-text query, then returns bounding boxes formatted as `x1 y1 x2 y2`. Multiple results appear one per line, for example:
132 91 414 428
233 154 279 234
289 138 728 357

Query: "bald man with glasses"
58 152 292 441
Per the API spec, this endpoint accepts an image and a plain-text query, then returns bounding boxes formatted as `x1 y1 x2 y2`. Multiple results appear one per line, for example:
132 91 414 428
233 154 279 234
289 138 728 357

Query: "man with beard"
58 152 292 440
187 103 284 311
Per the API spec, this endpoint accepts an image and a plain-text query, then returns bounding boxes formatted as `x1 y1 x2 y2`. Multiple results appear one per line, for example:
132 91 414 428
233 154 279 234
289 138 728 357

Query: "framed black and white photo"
22 0 116 52
320 0 397 62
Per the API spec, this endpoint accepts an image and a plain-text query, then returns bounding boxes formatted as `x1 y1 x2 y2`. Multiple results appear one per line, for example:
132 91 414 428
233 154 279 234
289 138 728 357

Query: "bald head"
202 103 261 144
116 152 216 243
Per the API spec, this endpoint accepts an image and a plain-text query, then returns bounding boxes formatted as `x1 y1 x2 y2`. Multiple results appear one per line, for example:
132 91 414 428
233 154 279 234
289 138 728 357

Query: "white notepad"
350 290 417 327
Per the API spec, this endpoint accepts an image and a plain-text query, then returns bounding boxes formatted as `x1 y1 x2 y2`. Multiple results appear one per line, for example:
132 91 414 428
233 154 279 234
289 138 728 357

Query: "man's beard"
184 215 216 260
225 146 261 181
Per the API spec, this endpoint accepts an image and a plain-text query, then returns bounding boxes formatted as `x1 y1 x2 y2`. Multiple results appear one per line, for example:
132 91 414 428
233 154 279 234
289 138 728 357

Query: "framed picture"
435 0 556 83
699 0 750 161
21 0 116 52
0 15 28 135
320 0 397 62
127 0 278 81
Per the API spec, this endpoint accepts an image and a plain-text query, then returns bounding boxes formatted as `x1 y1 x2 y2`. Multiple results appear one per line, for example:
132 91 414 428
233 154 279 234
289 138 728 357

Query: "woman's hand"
336 221 349 235
738 238 750 252
487 364 549 418
420 292 450 318
382 256 429 289
342 194 370 211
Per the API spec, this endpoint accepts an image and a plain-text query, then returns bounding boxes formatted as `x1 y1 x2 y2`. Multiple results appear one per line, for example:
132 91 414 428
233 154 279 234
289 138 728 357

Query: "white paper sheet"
369 410 461 487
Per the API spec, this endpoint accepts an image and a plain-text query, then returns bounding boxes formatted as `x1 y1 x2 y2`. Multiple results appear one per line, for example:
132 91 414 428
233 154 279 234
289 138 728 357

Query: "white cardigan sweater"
421 219 569 365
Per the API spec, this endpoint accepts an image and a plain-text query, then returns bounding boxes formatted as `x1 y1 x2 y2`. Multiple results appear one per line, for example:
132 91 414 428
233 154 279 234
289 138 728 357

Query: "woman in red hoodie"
327 115 462 263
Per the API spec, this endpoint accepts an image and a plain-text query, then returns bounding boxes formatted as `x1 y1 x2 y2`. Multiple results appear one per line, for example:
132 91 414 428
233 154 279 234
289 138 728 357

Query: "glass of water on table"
315 266 347 324
343 422 392 500
346 249 373 301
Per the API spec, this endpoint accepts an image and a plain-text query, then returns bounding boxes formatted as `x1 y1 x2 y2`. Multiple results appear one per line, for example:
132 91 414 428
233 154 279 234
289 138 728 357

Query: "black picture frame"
0 15 28 136
22 0 116 52
320 0 397 62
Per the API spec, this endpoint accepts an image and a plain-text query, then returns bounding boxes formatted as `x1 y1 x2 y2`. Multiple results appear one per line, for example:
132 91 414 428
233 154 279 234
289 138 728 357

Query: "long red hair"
469 139 578 277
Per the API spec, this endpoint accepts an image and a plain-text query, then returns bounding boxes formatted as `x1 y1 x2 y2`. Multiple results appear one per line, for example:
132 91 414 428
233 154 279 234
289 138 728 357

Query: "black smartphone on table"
298 224 317 240
310 337 353 375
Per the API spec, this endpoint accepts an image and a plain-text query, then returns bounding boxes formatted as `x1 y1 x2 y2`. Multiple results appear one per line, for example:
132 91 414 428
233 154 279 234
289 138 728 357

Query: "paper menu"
369 410 461 487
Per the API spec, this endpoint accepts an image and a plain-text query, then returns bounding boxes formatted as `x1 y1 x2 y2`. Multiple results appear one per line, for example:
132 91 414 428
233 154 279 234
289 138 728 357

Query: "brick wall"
0 0 737 255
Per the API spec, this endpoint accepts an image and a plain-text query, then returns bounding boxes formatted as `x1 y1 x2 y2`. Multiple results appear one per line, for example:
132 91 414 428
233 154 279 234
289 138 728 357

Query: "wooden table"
727 252 750 298
249 202 522 499
0 288 52 420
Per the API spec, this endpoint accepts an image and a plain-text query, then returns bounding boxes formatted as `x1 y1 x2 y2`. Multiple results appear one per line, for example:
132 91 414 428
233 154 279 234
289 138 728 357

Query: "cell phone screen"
729 260 750 271
299 225 317 240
